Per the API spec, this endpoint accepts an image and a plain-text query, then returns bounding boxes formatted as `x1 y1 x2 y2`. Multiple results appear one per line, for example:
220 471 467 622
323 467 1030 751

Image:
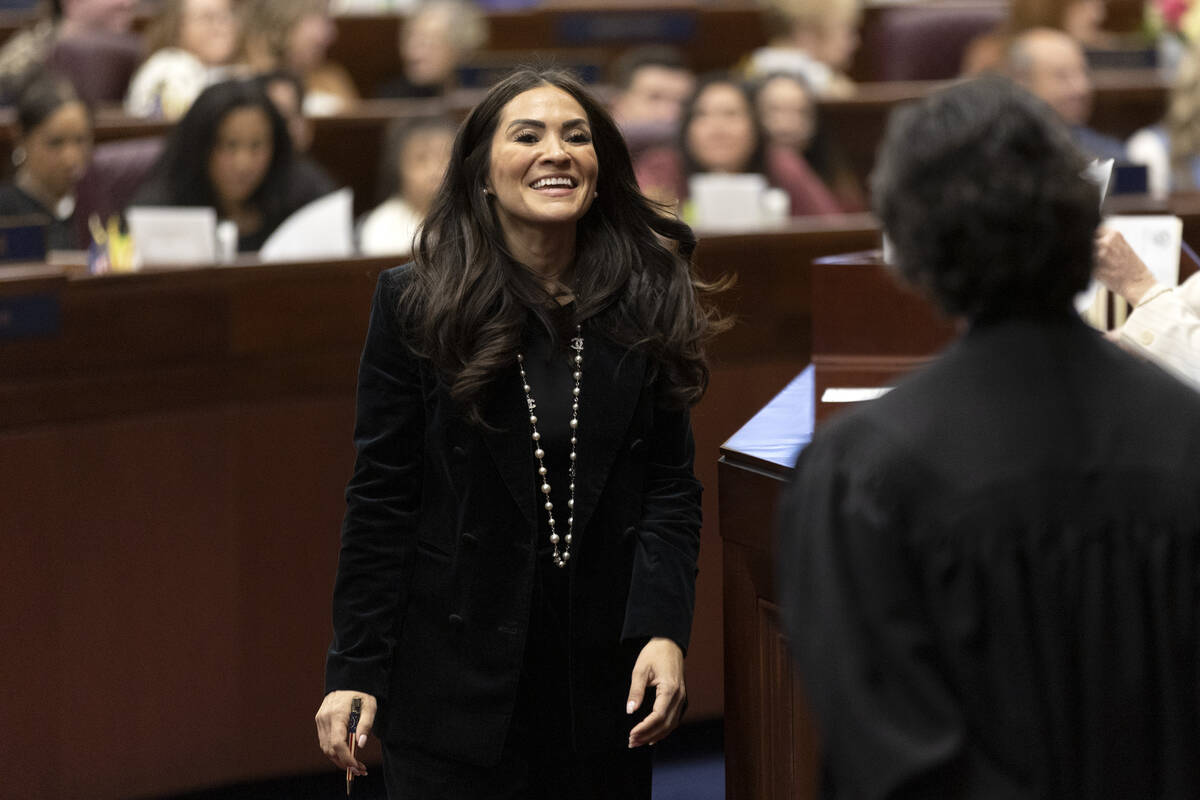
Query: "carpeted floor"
154 719 724 800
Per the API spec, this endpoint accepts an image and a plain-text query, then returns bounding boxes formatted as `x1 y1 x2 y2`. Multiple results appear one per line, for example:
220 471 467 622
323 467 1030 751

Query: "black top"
778 315 1200 799
0 182 79 250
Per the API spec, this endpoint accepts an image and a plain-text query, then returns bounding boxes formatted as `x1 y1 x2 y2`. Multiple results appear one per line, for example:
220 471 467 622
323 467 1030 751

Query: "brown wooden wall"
0 219 879 798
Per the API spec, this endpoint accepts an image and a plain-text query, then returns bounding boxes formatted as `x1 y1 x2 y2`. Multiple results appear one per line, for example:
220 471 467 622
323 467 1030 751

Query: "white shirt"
357 197 423 257
125 48 231 120
1121 271 1200 389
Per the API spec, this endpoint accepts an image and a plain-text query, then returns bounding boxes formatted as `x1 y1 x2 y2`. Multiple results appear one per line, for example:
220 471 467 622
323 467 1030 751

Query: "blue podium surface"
720 364 814 475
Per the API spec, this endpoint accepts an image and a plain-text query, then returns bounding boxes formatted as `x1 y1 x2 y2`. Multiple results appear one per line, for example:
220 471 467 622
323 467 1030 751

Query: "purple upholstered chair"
47 32 144 106
73 136 164 246
858 3 1006 82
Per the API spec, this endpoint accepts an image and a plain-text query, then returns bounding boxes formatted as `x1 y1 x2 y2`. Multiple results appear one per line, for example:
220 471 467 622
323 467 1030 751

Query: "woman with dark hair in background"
753 71 865 211
634 72 841 218
315 67 724 798
0 70 92 250
778 76 1200 798
132 78 324 251
358 116 456 256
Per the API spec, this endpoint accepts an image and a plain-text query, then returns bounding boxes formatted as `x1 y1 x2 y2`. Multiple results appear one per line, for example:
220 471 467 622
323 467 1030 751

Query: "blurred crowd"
0 0 1190 261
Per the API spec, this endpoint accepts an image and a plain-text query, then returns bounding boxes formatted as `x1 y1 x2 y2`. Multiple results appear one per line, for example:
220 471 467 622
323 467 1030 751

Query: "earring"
593 190 599 198
11 146 26 167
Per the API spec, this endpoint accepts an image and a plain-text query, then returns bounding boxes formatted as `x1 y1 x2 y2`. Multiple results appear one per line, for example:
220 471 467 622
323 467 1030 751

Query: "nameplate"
0 293 61 340
821 387 892 403
555 11 696 44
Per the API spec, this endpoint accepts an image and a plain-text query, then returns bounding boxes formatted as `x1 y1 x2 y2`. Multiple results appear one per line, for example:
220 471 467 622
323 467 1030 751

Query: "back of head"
872 76 1098 320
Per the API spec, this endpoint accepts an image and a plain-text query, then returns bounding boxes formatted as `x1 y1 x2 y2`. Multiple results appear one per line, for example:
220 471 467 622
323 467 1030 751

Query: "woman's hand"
315 690 378 776
626 637 686 748
1095 229 1158 305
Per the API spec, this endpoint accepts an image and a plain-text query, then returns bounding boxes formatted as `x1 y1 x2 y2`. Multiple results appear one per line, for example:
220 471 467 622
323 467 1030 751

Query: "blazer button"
452 445 467 461
448 613 464 628
622 526 637 541
462 532 479 548
629 438 645 454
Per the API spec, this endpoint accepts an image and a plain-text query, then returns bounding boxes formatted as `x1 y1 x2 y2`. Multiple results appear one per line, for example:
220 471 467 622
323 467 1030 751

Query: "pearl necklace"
517 325 583 568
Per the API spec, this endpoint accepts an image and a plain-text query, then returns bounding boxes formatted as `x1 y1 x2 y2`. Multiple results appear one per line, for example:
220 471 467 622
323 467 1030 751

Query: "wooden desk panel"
0 222 874 797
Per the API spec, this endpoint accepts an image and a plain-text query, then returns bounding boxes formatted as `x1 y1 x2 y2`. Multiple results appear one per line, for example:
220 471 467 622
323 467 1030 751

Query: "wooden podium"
719 244 1200 798
718 251 954 800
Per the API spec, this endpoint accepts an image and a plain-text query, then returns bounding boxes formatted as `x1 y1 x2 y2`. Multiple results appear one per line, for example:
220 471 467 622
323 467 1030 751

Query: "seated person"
754 72 864 211
779 76 1200 799
132 78 326 252
0 70 92 250
242 0 357 115
745 0 859 98
124 0 240 119
1095 227 1200 388
1007 27 1126 160
1126 49 1200 198
963 0 1110 75
0 0 136 101
608 46 695 155
254 69 336 206
634 73 842 219
358 116 454 257
375 0 487 99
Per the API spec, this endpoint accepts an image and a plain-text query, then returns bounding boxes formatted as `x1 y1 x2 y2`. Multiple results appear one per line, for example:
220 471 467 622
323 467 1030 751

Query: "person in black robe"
777 76 1200 799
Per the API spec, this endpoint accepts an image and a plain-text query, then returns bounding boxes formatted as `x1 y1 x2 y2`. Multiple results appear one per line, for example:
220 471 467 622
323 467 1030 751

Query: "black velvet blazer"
324 266 703 766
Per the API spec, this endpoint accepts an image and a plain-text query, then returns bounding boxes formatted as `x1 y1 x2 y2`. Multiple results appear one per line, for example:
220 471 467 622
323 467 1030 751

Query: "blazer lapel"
570 333 646 543
479 331 646 542
481 364 538 531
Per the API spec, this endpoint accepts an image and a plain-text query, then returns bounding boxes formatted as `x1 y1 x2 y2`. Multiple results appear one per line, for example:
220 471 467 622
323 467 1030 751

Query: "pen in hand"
346 696 362 796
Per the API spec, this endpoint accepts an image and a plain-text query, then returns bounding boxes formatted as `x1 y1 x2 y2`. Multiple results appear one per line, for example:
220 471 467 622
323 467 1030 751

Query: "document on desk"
260 188 354 262
126 206 218 266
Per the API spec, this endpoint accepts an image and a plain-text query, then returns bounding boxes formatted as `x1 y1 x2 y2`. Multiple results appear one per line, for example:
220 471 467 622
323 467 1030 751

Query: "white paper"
1076 213 1182 315
821 387 893 403
688 173 768 231
1084 158 1115 208
259 189 355 263
127 206 218 267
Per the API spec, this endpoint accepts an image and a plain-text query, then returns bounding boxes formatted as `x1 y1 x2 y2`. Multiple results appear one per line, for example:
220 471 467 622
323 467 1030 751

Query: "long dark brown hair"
402 67 725 425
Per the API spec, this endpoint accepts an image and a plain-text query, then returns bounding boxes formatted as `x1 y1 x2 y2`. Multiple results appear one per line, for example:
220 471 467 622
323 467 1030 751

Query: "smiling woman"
315 68 727 799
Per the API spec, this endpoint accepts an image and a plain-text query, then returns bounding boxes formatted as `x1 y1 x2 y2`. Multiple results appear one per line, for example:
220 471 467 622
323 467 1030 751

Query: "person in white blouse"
358 116 455 257
124 0 239 119
1095 228 1200 389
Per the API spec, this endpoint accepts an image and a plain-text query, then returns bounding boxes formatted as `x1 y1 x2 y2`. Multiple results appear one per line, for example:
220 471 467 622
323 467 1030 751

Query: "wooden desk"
0 220 877 798
719 367 820 800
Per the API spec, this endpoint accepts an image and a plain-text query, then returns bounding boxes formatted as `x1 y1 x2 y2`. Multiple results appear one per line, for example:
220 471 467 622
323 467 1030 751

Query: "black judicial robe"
325 266 702 766
778 314 1200 800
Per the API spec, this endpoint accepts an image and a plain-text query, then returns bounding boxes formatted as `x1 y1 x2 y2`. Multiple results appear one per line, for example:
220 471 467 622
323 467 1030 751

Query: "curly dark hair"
402 67 725 425
872 76 1099 319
